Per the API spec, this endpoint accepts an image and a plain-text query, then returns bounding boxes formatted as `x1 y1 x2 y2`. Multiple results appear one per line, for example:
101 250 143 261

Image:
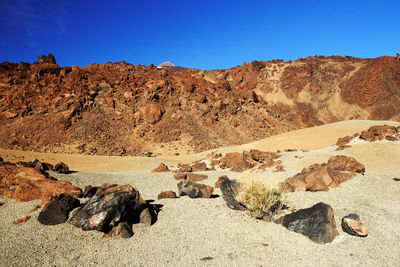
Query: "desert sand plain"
1 120 400 266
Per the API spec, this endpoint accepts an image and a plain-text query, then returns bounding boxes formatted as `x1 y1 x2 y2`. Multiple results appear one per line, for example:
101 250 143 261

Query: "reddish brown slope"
0 54 399 156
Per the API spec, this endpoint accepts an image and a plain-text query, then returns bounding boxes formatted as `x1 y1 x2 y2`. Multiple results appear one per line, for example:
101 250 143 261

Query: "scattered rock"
82 185 99 198
282 202 339 244
53 162 70 174
29 205 40 213
220 152 251 172
393 178 400 182
220 178 246 210
152 163 169 172
0 161 82 202
342 214 369 237
191 162 207 172
38 194 80 225
215 175 229 188
68 183 146 232
200 256 214 261
157 191 177 199
0 201 4 206
13 215 31 225
173 173 208 182
177 164 192 173
103 222 133 238
177 181 214 198
31 159 53 172
280 155 365 192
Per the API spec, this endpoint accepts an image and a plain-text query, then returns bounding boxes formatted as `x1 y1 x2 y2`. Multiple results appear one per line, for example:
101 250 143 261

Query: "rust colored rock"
177 164 192 173
215 175 229 188
13 215 31 225
280 156 365 193
186 173 208 182
37 54 56 64
157 191 177 199
38 194 80 225
152 163 169 172
173 173 188 180
177 181 214 198
220 152 252 172
359 125 399 142
53 162 70 174
282 202 339 244
103 222 133 238
0 161 82 202
68 183 146 232
342 214 369 237
141 103 163 124
191 161 207 172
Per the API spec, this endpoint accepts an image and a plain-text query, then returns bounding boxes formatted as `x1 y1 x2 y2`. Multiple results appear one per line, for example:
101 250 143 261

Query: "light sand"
1 120 400 266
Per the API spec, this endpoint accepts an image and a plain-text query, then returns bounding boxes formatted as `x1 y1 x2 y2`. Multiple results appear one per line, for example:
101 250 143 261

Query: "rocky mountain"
0 54 399 156
157 61 184 72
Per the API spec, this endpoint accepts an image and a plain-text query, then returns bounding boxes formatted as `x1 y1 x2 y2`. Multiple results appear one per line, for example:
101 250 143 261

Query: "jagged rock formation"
1 54 399 156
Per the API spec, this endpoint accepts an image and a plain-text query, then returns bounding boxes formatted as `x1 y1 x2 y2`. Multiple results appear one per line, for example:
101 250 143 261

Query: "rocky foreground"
1 54 400 156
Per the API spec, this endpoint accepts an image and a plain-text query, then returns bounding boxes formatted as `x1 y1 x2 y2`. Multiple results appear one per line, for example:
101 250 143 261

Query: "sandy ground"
1 120 400 266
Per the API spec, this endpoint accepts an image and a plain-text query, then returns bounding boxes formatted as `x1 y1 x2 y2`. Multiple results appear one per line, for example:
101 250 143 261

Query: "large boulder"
282 202 339 244
177 181 214 198
53 162 70 174
141 103 164 124
280 155 365 192
38 194 80 225
68 183 146 232
0 161 82 202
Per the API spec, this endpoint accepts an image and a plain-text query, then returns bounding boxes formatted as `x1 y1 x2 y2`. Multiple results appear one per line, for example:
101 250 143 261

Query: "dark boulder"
82 185 99 198
68 183 146 232
38 194 80 225
53 162 70 174
219 178 246 211
282 202 339 244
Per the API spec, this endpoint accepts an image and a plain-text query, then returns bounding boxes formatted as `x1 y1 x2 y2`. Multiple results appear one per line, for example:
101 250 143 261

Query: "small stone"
191 162 207 172
53 162 70 174
0 201 4 206
157 191 177 199
152 163 169 172
13 215 31 225
177 181 214 198
103 222 133 238
200 257 214 261
393 178 400 182
186 173 208 182
139 208 153 226
177 164 192 173
342 214 369 237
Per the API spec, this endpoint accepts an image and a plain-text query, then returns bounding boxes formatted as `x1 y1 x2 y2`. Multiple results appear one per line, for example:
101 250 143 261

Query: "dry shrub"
236 176 286 219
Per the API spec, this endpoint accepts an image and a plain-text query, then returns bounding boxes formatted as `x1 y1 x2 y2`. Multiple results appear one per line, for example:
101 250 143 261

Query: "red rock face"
0 55 399 155
280 155 365 192
0 161 82 202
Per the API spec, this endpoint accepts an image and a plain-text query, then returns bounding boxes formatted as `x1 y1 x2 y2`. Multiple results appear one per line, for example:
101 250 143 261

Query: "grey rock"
219 178 246 211
282 202 339 244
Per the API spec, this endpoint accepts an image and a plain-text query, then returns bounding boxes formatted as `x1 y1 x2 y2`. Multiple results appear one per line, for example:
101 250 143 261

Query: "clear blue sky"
0 0 399 70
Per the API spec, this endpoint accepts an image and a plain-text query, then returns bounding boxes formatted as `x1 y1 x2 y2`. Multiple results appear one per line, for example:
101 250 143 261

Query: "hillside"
0 54 399 156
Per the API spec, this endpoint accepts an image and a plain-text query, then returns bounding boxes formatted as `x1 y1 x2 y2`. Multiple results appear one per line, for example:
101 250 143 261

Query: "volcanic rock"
220 178 246 211
173 173 208 182
82 185 99 198
342 214 369 237
215 175 229 188
0 201 4 206
38 194 80 225
103 222 133 238
68 183 146 232
31 159 53 172
0 161 82 202
13 215 31 225
177 181 214 198
220 152 252 172
53 162 70 174
152 163 169 172
280 155 365 192
157 191 177 199
37 54 56 64
177 164 192 173
282 202 339 244
141 103 163 124
191 162 207 172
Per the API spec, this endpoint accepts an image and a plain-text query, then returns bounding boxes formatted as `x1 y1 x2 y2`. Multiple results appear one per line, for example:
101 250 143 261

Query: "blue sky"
0 0 399 70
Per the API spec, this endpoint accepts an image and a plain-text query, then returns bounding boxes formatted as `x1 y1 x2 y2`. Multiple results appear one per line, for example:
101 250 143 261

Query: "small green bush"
236 177 286 219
